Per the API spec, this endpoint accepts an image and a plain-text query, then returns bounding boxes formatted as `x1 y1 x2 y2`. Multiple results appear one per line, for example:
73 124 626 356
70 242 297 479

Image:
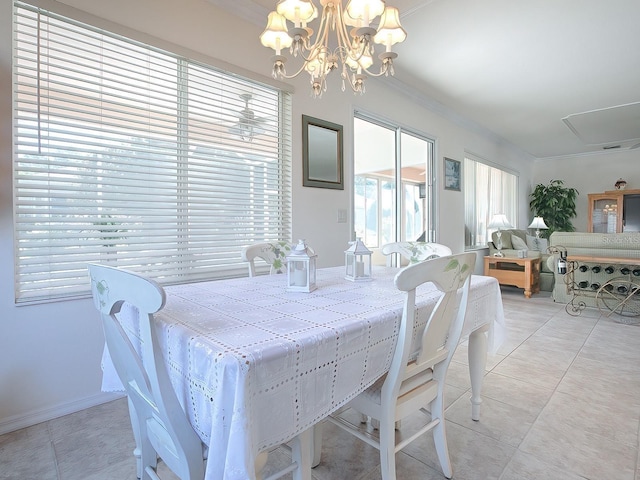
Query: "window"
353 114 435 260
464 153 518 249
13 2 292 303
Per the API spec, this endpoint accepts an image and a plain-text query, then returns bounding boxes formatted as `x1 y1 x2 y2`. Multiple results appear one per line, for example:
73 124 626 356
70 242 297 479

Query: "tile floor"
2 287 640 479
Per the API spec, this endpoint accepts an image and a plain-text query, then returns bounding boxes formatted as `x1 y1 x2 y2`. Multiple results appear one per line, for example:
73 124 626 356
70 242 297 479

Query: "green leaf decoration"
96 280 107 295
444 259 459 271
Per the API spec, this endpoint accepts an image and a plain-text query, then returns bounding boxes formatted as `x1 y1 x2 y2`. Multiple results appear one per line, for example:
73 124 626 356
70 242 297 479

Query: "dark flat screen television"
623 194 640 232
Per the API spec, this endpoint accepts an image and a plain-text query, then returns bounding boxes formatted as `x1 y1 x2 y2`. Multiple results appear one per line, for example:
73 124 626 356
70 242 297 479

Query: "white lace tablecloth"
101 266 505 480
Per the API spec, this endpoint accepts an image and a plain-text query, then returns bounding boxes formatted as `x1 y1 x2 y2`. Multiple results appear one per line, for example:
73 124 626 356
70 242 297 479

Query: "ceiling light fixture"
229 93 266 142
260 0 407 98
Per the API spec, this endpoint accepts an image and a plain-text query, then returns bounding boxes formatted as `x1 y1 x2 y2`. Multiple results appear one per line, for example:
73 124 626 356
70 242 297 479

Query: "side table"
484 256 541 298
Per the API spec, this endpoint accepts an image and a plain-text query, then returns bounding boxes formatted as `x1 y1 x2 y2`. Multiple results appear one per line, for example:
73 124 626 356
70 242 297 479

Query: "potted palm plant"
529 179 579 239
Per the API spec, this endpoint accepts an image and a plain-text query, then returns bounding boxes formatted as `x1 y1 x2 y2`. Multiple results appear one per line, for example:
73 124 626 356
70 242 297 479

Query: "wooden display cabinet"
588 189 640 233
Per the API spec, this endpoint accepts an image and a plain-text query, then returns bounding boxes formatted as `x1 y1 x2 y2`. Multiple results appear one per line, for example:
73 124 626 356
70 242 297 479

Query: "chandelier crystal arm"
303 4 330 54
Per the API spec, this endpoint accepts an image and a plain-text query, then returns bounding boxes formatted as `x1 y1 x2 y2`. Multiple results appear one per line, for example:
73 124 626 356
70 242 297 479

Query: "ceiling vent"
563 102 640 148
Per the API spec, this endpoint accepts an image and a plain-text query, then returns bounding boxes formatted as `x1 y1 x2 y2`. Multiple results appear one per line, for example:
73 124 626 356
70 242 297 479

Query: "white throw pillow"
526 234 548 252
511 235 528 251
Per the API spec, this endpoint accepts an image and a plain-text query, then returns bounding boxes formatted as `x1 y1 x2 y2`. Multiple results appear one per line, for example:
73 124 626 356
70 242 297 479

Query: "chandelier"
260 0 407 98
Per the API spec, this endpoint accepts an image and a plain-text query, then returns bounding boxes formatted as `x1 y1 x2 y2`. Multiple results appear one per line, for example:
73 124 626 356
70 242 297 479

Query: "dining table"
101 265 505 480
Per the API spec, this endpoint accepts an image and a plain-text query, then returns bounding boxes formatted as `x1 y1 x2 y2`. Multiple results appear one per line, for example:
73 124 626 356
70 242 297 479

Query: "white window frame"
12 1 292 304
353 113 437 251
464 152 518 249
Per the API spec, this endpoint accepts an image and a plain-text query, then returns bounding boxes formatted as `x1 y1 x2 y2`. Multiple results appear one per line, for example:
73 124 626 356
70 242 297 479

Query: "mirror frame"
302 115 344 190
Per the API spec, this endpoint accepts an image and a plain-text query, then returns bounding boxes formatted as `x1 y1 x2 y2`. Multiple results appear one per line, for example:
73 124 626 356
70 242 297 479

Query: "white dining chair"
325 252 475 480
88 263 312 480
241 241 291 277
381 241 452 267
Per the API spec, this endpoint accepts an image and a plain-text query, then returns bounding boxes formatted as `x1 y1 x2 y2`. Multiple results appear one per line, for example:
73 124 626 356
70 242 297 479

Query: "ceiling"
210 0 640 159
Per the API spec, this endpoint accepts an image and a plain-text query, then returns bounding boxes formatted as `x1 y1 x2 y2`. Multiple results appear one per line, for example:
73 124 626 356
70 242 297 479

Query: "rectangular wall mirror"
302 115 344 190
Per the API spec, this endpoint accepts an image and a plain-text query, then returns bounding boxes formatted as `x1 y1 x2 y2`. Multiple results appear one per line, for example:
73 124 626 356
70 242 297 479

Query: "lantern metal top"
345 237 372 255
289 239 316 258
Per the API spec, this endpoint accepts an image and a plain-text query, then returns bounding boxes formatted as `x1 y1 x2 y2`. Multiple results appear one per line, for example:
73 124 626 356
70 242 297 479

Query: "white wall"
0 0 534 432
533 150 640 233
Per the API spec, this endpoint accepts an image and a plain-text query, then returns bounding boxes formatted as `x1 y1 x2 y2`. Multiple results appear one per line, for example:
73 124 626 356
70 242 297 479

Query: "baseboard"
0 391 125 435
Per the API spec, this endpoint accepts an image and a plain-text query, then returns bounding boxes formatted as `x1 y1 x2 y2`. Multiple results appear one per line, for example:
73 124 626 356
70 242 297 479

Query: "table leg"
468 325 489 421
524 261 532 298
312 421 323 468
291 427 313 480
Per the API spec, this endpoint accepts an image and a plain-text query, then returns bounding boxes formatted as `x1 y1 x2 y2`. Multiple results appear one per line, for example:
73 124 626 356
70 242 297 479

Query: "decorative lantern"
345 238 372 282
286 239 317 292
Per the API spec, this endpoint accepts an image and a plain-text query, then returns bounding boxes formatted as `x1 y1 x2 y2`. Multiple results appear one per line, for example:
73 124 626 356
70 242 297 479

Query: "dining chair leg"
254 451 269 480
291 427 313 480
139 429 159 480
126 398 143 479
379 416 397 480
431 395 453 479
124 398 158 480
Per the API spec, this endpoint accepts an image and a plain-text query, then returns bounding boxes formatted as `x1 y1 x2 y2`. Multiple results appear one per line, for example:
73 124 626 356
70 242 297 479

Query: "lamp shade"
373 7 407 46
345 0 385 25
528 216 548 230
276 0 316 23
346 50 373 70
488 214 513 230
260 11 293 51
304 48 331 76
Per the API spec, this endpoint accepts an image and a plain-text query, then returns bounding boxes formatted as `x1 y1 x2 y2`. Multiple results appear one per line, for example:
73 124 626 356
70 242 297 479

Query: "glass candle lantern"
344 238 372 282
286 239 317 292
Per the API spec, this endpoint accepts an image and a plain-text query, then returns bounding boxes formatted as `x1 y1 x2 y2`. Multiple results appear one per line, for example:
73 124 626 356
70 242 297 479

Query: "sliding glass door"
353 114 435 265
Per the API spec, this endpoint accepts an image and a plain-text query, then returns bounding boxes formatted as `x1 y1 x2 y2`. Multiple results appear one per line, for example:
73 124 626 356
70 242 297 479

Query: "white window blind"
13 2 292 303
464 155 517 249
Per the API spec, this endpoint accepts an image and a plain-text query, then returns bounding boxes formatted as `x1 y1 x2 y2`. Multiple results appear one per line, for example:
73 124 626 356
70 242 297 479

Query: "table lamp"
528 216 548 238
488 214 513 257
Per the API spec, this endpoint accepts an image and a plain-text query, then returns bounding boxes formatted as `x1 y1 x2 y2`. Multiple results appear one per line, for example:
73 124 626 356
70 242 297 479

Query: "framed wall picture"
444 157 461 191
302 115 344 190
